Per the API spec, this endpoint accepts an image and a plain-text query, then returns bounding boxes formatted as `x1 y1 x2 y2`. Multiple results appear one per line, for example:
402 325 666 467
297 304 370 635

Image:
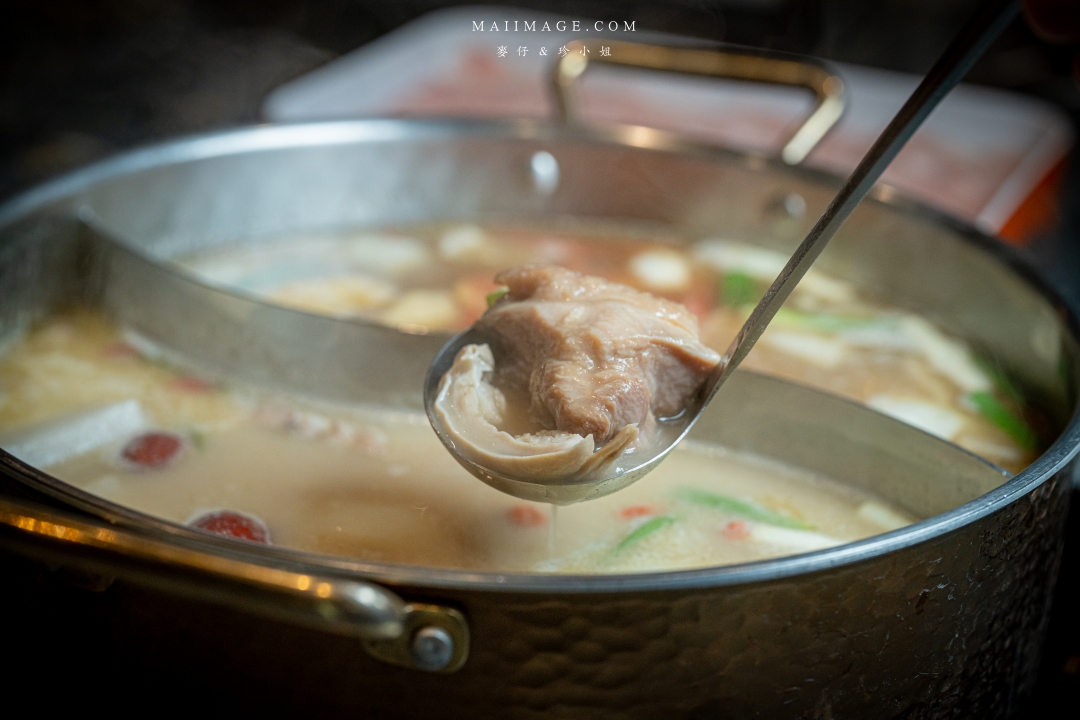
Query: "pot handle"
0 494 469 672
552 39 845 165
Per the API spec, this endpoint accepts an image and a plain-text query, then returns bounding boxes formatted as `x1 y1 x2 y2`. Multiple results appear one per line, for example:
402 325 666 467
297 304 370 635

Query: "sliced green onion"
771 308 897 333
967 391 1039 451
615 516 675 552
486 287 509 307
722 271 759 307
188 428 206 451
974 358 1024 403
675 488 813 530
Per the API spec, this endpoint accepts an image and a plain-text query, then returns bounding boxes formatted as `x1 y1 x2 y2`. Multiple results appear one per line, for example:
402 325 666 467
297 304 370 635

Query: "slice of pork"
434 265 721 482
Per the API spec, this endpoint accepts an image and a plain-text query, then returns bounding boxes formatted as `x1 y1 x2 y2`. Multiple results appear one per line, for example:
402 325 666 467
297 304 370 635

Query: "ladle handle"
706 0 1021 403
0 492 469 672
552 39 846 164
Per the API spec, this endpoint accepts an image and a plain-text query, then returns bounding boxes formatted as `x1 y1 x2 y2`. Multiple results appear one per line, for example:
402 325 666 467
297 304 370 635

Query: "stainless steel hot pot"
1 45 1078 718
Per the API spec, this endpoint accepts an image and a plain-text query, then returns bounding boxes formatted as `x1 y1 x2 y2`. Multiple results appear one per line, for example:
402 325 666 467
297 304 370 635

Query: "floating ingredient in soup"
253 403 389 453
507 504 548 527
856 501 913 532
434 266 721 483
269 274 397 318
120 431 187 470
865 396 965 441
721 271 760 307
0 400 150 468
189 509 272 544
693 239 855 305
734 522 842 553
615 515 676 552
381 289 460 331
177 225 681 332
674 487 814 530
628 249 691 292
176 225 1041 471
964 391 1040 451
0 312 926 573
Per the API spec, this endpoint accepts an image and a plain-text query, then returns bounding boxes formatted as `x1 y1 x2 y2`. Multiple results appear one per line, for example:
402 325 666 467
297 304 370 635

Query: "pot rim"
1 117 1078 594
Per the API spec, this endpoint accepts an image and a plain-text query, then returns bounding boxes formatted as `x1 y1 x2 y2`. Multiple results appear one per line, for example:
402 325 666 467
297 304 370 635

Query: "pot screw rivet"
530 151 559 196
410 625 454 671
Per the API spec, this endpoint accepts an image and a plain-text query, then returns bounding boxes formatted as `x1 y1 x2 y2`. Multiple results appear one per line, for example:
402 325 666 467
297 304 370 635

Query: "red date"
121 432 185 469
189 510 271 544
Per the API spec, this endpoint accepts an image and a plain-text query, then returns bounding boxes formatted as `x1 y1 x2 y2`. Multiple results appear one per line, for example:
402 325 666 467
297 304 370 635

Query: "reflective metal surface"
553 39 845 165
0 495 406 639
0 494 471 672
0 115 1077 715
84 220 444 411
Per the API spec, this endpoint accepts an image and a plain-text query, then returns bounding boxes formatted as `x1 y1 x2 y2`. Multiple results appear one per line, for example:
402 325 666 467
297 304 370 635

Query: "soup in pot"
179 223 1044 472
0 311 919 573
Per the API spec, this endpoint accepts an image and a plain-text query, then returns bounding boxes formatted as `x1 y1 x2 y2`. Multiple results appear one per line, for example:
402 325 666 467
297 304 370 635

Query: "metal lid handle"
552 39 845 165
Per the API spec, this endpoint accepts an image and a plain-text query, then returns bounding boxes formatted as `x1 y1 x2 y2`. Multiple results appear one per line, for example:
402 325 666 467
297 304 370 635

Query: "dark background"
1 0 1078 714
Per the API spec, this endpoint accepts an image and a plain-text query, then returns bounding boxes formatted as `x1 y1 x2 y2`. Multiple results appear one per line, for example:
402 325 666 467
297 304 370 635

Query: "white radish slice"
0 400 149 468
438 225 490 261
866 395 965 441
270 274 397 315
344 235 429 275
857 501 915 531
763 330 848 368
748 523 844 552
381 289 459 330
900 316 991 392
629 250 691 292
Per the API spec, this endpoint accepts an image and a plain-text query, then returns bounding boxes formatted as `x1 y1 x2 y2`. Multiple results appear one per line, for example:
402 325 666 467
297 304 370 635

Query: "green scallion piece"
187 428 206 451
722 271 758 307
486 287 509 307
967 391 1039 451
771 308 897 333
974 358 1024 403
675 488 813 530
616 516 675 552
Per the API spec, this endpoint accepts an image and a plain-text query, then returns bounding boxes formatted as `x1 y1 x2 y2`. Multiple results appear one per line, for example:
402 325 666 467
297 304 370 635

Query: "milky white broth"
0 312 915 573
179 224 1040 473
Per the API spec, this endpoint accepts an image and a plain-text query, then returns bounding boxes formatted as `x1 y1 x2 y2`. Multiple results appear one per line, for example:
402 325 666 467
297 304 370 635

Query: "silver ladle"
424 0 1021 504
